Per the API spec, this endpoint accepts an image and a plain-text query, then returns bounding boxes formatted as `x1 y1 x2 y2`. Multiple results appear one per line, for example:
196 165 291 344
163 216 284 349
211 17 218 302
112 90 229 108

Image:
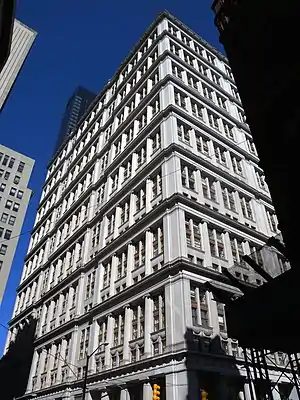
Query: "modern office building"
0 19 37 111
53 86 97 155
0 144 34 303
6 11 294 400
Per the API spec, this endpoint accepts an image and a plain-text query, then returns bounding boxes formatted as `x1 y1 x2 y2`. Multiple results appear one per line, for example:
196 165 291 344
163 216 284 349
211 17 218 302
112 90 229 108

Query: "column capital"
143 293 151 299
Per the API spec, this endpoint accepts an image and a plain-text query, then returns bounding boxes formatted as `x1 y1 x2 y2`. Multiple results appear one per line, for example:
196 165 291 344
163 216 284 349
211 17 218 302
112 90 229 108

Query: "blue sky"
0 0 222 352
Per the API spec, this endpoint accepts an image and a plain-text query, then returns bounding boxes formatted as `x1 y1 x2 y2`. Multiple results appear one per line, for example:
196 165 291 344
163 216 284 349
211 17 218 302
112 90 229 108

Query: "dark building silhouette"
0 0 16 72
54 86 96 154
211 0 299 268
0 317 36 400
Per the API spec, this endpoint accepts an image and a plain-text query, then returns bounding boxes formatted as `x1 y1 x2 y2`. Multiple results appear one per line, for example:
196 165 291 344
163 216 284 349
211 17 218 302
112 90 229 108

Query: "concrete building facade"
0 19 36 111
6 11 293 400
0 144 34 303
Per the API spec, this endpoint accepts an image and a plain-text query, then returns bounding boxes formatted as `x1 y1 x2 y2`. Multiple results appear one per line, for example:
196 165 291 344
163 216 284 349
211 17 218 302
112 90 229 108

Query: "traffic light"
153 383 161 400
201 390 208 400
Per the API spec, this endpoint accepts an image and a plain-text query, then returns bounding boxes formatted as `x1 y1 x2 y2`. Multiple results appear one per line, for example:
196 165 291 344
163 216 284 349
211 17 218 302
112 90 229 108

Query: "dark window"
17 162 25 173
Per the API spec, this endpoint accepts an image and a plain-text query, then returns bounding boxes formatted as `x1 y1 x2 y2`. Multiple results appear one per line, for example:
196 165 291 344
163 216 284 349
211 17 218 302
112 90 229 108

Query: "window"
5 200 12 210
0 244 8 256
1 213 8 223
190 286 209 327
208 227 225 258
91 222 101 248
203 85 214 101
123 161 132 181
201 175 217 201
12 202 20 212
120 201 129 225
113 314 125 347
191 101 204 120
223 122 235 140
134 239 145 268
8 158 15 168
111 173 119 193
0 169 3 178
231 86 240 101
230 236 246 266
172 63 183 80
184 53 195 68
85 271 95 299
240 197 254 220
2 155 9 166
170 41 180 56
150 97 160 117
151 130 161 153
9 187 16 196
174 90 187 109
256 172 268 191
182 166 196 190
152 226 164 257
132 304 145 339
152 173 162 198
232 156 243 175
116 252 127 279
198 62 209 77
225 66 234 80
266 210 278 232
4 171 10 180
215 146 227 166
153 294 165 332
217 95 227 110
208 112 220 130
195 133 210 156
78 327 90 359
222 187 236 212
177 123 191 144
247 140 256 155
107 213 115 236
17 162 25 173
0 227 3 238
211 73 221 85
185 217 202 250
136 146 146 169
4 230 12 240
9 215 16 225
187 74 198 90
217 302 227 332
103 262 111 288
0 183 6 192
137 112 147 130
135 187 146 211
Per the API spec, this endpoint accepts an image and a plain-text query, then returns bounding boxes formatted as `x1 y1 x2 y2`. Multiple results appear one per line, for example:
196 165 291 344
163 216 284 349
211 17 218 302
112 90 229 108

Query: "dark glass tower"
54 86 96 154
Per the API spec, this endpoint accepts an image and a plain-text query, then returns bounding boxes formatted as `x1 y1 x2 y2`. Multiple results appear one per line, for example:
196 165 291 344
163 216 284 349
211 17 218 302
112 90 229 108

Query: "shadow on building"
185 328 244 400
0 317 36 400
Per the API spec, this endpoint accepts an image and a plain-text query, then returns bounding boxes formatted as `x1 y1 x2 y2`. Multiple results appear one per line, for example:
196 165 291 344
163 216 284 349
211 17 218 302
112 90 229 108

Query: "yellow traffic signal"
153 383 161 400
201 390 208 400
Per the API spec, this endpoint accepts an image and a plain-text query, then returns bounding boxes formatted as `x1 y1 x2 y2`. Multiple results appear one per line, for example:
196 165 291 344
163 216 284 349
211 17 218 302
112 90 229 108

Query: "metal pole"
288 354 300 399
250 348 260 399
260 350 274 400
82 354 90 400
255 349 268 400
243 347 256 400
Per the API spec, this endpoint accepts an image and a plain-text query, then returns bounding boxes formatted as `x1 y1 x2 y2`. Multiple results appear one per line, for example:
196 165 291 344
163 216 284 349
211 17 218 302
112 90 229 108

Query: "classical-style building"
6 11 291 400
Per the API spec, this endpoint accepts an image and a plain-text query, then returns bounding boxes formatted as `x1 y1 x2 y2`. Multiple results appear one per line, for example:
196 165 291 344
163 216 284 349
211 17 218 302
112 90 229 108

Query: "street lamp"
82 342 107 400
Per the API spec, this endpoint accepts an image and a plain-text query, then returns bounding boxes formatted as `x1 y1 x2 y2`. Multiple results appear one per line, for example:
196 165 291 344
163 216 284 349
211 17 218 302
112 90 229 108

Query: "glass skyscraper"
53 86 96 154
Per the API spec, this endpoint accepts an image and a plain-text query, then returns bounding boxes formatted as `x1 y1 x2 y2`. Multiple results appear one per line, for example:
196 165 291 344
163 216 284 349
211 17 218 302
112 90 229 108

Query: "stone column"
143 295 153 358
123 305 132 364
120 388 130 400
165 371 191 400
57 338 67 384
26 350 39 392
143 382 153 400
104 315 113 368
69 328 79 381
145 230 152 275
76 273 85 316
89 320 99 373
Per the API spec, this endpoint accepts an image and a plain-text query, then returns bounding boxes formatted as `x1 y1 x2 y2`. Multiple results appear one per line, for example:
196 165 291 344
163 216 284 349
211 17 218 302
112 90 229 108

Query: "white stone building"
6 11 292 400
